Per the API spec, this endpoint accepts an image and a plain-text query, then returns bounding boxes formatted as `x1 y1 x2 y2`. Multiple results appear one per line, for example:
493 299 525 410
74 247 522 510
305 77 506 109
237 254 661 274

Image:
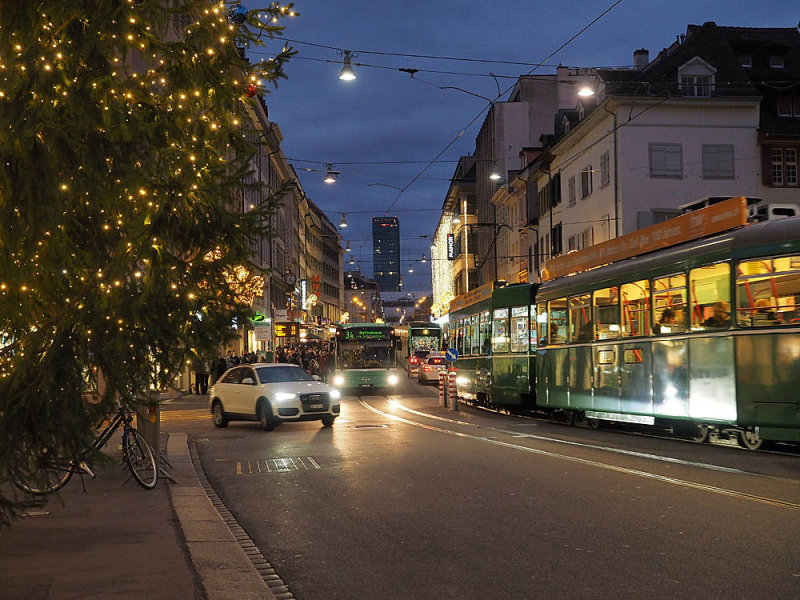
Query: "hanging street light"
324 164 339 184
345 240 352 252
339 212 348 228
339 50 357 81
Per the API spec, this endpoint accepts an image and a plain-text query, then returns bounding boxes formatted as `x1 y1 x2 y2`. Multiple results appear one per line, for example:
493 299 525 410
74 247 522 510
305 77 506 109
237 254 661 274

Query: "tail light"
423 365 432 372
410 357 418 364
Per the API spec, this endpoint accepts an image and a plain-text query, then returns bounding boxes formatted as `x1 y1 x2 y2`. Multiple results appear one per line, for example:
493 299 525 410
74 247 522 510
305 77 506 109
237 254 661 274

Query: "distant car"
418 355 448 384
407 350 431 377
209 363 340 430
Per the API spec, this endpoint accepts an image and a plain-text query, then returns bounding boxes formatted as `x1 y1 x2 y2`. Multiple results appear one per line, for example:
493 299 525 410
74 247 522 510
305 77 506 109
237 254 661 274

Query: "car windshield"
339 344 393 368
413 350 430 360
256 366 313 384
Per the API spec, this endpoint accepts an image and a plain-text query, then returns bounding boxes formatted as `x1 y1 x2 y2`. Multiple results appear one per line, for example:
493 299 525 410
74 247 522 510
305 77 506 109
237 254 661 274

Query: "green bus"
534 216 800 448
396 321 443 375
331 323 401 395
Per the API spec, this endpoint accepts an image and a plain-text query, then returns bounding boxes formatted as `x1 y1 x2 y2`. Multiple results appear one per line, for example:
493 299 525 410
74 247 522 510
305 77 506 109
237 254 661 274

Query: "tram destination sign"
541 196 748 281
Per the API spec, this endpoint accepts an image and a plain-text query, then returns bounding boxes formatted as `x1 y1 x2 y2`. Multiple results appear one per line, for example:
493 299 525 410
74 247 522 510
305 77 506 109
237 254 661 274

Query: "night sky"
246 0 797 292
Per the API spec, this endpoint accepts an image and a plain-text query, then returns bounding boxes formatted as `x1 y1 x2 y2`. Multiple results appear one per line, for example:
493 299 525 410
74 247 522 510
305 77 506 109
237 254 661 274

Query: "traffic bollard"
448 370 458 411
439 371 447 407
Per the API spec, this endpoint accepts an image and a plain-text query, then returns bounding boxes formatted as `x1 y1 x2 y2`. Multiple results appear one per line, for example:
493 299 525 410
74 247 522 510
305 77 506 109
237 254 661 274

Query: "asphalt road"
162 378 800 599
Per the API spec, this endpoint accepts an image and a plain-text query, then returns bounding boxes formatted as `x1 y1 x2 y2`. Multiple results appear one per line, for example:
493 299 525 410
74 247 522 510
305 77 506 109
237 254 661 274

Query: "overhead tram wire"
381 0 624 216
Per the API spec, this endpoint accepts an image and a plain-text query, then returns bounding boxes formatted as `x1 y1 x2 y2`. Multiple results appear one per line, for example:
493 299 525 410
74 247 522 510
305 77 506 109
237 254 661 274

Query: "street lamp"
338 50 357 81
324 164 339 184
339 212 348 228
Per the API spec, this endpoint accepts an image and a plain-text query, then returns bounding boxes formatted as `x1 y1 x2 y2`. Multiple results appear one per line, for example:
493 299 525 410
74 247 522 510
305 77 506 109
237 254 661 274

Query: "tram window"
593 287 619 340
511 306 529 352
569 294 592 342
690 263 731 329
653 274 687 334
470 314 480 353
529 305 537 351
597 349 615 365
621 280 650 337
536 302 548 346
492 308 510 353
737 256 800 326
480 311 491 354
549 298 568 344
623 348 645 364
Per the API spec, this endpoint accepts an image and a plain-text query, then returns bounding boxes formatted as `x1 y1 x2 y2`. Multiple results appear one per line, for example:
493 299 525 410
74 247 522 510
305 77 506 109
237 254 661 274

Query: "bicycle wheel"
122 428 158 489
13 447 74 496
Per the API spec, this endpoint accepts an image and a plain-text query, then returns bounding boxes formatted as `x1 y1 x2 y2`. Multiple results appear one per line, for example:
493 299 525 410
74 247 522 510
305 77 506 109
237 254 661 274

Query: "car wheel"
257 399 275 431
321 415 336 427
211 401 228 428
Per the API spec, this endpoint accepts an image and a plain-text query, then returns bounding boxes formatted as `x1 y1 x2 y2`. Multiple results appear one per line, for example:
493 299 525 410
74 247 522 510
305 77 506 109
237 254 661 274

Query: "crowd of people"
191 342 335 395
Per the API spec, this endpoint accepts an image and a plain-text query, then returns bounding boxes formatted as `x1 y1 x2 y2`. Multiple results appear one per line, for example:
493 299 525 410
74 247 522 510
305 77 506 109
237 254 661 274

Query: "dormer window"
770 55 785 69
562 114 570 134
738 54 752 68
677 57 716 97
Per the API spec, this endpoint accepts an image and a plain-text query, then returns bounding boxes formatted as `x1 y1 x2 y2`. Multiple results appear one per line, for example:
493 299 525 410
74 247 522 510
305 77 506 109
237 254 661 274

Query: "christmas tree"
0 0 296 525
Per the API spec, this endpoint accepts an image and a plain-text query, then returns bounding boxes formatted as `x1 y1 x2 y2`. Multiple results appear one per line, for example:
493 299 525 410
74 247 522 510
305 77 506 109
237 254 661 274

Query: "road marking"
235 457 322 475
361 399 800 512
386 399 747 476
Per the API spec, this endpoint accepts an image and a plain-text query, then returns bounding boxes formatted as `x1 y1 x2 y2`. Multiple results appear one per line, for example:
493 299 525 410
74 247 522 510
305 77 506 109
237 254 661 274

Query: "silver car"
209 363 340 430
417 355 448 384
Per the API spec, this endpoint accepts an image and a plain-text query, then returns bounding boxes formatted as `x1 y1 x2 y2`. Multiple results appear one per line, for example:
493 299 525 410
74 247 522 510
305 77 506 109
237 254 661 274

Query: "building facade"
372 216 401 293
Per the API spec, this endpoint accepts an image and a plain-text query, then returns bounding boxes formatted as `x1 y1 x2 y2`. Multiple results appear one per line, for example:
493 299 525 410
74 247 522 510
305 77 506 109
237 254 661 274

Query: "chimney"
634 48 649 70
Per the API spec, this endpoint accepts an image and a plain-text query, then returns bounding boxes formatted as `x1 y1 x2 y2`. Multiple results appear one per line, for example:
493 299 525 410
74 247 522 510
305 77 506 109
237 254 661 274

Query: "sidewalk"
0 430 278 600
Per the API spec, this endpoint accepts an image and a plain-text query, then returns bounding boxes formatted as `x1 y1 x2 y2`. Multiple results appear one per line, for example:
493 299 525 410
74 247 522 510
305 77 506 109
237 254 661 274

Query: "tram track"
450 394 800 458
358 395 800 511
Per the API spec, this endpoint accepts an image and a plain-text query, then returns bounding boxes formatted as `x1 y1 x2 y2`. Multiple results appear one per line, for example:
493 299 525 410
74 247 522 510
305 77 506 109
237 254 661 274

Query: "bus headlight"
333 375 345 386
387 374 399 385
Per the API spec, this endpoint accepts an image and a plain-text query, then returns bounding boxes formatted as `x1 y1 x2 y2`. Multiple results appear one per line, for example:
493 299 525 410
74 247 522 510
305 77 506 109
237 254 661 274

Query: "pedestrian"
214 355 227 383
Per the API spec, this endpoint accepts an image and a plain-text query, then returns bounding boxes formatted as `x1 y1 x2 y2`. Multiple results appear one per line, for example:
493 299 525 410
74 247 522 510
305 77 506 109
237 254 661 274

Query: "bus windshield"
339 344 393 369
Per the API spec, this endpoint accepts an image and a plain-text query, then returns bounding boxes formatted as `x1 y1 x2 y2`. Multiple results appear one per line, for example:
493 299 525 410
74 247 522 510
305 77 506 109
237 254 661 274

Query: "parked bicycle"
13 397 158 495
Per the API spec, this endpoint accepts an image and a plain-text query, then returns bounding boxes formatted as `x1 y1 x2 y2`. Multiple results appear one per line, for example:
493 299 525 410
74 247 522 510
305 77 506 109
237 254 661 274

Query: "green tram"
536 216 800 448
331 323 401 395
449 217 800 448
449 281 538 408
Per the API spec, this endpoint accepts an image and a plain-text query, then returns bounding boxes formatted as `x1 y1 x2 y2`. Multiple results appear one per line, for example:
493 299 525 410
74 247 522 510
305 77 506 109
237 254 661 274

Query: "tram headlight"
333 374 345 386
388 374 399 385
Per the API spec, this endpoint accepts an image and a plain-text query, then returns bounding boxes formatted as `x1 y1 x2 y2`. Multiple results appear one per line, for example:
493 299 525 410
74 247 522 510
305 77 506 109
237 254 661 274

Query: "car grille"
299 392 330 412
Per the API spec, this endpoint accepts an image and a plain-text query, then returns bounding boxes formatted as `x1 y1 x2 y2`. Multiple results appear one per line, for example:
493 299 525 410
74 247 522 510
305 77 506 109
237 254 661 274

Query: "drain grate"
236 456 321 475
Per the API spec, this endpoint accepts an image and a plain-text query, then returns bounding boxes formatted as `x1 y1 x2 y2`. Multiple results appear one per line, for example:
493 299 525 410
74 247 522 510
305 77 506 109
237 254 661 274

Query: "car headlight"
456 377 468 386
333 375 345 386
387 374 399 385
274 392 296 403
330 389 341 400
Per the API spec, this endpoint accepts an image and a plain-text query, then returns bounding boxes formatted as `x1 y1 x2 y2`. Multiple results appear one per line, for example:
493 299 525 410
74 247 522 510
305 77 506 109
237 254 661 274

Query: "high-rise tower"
372 216 400 292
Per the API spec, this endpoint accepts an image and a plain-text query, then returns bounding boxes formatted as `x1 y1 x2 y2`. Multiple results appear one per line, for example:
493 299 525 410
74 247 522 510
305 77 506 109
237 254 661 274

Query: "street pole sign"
445 347 459 362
